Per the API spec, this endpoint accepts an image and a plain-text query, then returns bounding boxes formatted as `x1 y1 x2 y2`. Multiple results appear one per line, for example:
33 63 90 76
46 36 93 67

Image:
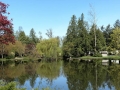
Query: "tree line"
62 13 120 58
0 27 62 60
1 1 120 60
0 1 62 60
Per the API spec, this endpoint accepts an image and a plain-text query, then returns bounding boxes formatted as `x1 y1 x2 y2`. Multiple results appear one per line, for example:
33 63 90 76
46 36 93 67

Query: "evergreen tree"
90 25 106 51
25 35 31 44
63 15 77 58
29 28 38 44
89 24 96 51
96 29 106 51
38 31 42 41
18 30 27 44
114 19 120 28
103 24 112 47
76 13 90 56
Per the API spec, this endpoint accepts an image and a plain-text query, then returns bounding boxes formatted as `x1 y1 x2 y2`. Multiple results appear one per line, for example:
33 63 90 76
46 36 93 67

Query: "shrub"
93 52 102 57
0 82 16 90
6 54 14 59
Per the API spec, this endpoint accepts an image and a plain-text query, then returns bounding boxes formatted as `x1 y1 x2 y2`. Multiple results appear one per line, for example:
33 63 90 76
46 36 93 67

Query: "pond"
0 60 120 90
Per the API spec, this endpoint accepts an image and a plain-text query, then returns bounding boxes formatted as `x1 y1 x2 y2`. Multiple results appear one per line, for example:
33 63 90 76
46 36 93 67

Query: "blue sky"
1 0 120 38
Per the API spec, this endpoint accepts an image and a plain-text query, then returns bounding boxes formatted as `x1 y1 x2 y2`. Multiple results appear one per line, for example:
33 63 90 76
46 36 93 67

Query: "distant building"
100 51 108 57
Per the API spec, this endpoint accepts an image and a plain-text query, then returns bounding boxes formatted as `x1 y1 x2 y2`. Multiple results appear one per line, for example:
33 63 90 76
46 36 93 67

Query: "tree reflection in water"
63 60 119 90
0 61 62 89
0 60 120 90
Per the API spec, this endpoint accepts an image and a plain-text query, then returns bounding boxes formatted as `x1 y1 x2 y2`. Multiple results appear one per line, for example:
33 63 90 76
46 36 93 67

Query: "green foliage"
76 14 90 56
63 14 91 57
63 15 77 57
93 52 102 57
6 54 14 59
36 61 61 79
0 82 17 90
18 30 27 44
29 28 38 44
114 19 120 28
36 37 61 58
14 41 25 57
63 61 107 90
90 24 106 52
103 24 112 47
110 27 120 50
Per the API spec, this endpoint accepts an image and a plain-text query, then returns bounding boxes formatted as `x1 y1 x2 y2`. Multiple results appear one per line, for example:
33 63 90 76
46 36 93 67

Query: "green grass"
80 55 120 60
0 58 6 61
1 55 120 62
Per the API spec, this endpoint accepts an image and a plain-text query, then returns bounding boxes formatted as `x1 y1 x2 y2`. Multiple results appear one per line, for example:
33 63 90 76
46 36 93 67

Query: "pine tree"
114 19 120 28
76 13 90 56
63 15 77 58
103 24 112 47
29 28 38 44
90 25 106 51
18 30 27 44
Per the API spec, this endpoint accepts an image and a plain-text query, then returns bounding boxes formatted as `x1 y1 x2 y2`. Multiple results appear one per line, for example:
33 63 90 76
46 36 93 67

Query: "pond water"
0 60 120 90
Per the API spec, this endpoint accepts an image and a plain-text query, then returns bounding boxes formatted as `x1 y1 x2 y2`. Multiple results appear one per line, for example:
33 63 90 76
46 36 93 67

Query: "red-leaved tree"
0 2 15 59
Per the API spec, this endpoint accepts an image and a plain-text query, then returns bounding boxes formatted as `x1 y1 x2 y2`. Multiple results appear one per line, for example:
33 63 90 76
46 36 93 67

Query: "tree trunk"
2 53 3 59
95 62 98 90
1 44 4 65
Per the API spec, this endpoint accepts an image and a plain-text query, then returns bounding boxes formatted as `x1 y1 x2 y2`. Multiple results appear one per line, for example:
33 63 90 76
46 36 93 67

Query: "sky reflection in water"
0 60 120 90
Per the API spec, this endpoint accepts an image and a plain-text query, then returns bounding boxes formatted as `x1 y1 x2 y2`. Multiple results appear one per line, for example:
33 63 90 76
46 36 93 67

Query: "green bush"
6 54 14 59
93 52 102 57
0 81 59 90
0 82 17 90
0 81 25 90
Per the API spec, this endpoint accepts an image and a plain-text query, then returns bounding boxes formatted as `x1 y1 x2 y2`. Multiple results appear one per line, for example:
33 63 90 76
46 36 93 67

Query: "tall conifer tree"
63 15 77 57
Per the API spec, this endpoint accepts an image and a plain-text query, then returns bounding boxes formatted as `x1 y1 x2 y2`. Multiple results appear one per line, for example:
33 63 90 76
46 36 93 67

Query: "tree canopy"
0 2 15 58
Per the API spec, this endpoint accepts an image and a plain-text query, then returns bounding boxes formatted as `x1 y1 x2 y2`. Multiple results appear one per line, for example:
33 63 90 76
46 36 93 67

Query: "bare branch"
46 28 53 38
88 4 97 25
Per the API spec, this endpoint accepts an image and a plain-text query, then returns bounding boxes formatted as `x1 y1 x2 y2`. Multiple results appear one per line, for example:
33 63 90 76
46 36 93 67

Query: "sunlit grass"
80 55 120 60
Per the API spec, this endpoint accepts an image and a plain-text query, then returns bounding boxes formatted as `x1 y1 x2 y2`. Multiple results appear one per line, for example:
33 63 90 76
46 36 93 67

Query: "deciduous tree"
88 4 97 52
0 2 15 59
110 27 120 50
46 29 53 38
36 38 60 59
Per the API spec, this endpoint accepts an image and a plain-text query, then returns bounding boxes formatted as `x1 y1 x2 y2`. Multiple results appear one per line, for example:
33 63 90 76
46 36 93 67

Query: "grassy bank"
0 56 39 62
80 55 120 60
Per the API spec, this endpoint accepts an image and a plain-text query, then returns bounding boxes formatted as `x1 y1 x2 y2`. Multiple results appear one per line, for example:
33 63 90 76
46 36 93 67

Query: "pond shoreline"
67 55 120 60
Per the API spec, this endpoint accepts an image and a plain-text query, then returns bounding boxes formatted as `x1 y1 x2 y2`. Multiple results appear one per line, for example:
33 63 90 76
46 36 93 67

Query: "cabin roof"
100 51 108 54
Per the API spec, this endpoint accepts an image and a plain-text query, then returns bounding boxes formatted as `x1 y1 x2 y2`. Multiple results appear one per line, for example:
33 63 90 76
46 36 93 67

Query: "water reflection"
63 60 117 90
0 61 64 89
0 60 120 90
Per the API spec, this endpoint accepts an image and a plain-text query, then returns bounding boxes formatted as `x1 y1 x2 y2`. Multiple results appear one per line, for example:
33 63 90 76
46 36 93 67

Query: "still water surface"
0 60 120 90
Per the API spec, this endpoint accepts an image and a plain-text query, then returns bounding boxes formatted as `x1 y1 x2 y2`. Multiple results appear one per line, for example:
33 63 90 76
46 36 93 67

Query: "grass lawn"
80 55 120 60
